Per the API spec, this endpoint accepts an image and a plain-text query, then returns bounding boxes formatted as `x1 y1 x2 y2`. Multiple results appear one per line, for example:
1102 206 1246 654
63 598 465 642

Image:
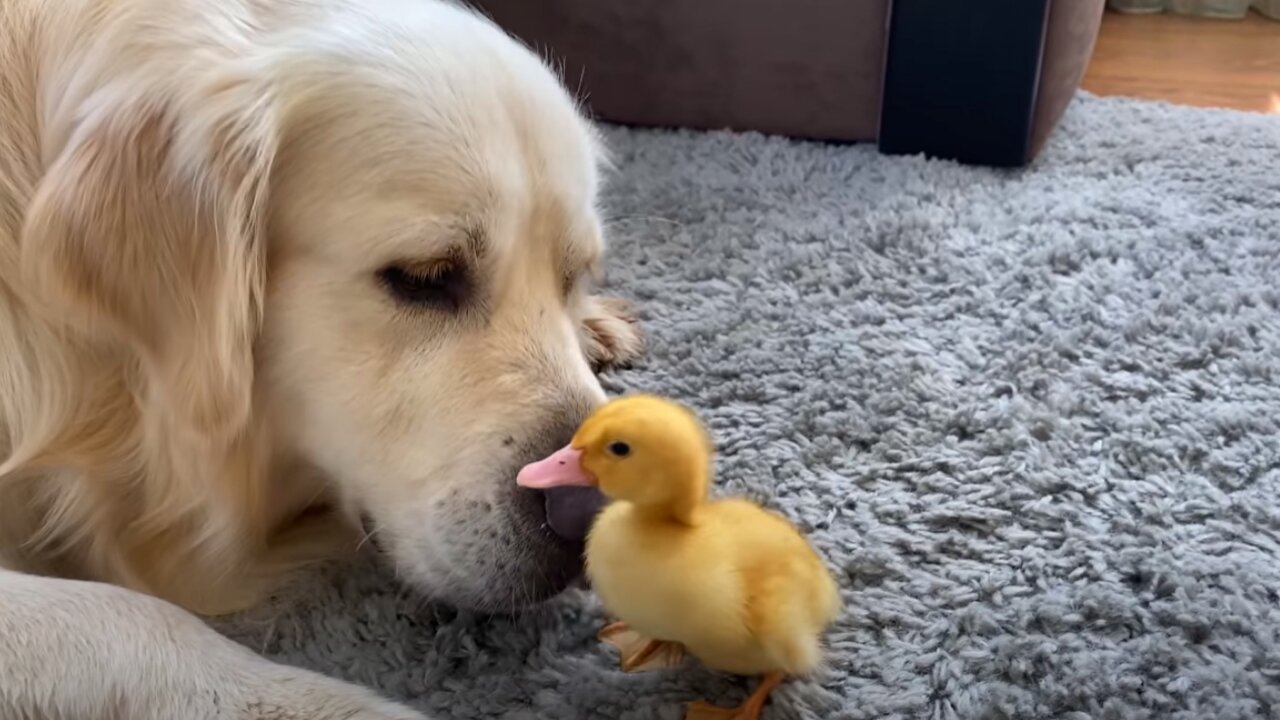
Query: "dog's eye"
607 441 631 457
378 262 470 311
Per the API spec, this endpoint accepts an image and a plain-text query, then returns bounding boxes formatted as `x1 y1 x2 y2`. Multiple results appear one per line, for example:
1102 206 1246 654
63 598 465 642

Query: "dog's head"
20 1 638 611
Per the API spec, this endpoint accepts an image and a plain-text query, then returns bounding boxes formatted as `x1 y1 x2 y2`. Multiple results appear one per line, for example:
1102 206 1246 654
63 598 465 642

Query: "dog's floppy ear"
21 76 276 439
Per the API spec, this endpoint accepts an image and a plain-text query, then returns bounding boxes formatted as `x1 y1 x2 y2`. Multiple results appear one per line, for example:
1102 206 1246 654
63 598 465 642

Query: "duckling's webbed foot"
598 622 684 672
684 671 785 720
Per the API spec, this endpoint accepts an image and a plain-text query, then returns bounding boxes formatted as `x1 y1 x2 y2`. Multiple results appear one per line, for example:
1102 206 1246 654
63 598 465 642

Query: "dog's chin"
416 557 585 616
364 483 589 614
393 538 586 615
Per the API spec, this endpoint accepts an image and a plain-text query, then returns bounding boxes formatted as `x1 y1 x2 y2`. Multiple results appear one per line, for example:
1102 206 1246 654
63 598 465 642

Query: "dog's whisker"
602 214 686 231
355 523 382 553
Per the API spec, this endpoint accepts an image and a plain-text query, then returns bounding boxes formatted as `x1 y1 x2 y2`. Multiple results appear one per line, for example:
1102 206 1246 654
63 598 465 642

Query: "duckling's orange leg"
597 622 685 672
684 672 786 720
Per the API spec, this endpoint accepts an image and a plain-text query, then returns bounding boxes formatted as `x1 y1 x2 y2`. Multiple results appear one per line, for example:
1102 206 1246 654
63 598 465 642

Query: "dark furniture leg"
878 0 1053 167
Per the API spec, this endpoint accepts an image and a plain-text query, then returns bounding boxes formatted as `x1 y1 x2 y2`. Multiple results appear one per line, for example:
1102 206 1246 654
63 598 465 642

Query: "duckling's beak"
516 445 594 489
518 445 603 541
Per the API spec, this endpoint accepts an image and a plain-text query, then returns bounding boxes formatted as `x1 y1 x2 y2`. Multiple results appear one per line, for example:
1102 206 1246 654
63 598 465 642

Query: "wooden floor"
1082 10 1280 113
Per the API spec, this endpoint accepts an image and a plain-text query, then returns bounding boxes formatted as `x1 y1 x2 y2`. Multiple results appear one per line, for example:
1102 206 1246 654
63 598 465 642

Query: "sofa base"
472 0 1104 167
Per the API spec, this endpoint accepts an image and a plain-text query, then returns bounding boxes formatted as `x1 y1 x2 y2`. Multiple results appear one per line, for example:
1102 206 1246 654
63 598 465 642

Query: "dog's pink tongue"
516 446 590 489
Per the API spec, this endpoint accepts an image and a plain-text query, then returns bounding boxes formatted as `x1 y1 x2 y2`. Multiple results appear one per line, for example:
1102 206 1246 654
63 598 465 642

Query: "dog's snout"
403 400 606 613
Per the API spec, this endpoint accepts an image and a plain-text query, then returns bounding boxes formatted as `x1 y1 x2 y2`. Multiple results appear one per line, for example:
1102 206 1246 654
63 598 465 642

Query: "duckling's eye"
607 441 631 458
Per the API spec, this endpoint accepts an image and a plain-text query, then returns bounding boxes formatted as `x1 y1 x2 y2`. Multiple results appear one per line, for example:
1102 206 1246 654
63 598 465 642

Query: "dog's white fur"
0 0 642 716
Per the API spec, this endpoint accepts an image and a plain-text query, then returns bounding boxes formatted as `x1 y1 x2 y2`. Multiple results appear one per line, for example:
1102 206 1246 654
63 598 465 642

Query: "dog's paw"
581 295 644 372
237 666 427 720
0 569 427 720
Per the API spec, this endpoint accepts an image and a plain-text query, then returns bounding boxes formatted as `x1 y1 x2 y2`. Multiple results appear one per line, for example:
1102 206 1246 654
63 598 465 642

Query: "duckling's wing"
720 502 841 675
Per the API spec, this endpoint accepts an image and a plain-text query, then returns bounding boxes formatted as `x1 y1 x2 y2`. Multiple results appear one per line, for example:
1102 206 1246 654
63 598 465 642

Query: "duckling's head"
517 395 714 516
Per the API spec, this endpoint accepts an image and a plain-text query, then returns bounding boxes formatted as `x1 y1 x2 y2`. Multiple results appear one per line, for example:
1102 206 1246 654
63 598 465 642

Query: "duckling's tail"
760 617 823 676
755 568 842 676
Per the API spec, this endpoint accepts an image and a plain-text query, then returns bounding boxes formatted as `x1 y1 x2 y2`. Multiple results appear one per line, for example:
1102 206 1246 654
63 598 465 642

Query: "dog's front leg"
581 294 645 373
0 569 425 720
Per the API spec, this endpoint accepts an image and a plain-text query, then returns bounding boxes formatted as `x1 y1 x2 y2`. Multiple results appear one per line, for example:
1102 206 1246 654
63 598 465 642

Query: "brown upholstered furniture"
471 0 1106 167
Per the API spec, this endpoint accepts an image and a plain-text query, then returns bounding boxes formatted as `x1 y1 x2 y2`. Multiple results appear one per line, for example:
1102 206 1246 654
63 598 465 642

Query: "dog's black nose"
543 486 606 541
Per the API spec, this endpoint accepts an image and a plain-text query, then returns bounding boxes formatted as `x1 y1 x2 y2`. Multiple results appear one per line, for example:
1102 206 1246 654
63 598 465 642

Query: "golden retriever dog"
0 0 642 716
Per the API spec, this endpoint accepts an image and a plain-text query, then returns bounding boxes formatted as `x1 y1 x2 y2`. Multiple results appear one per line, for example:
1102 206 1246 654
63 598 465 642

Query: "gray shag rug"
216 95 1280 720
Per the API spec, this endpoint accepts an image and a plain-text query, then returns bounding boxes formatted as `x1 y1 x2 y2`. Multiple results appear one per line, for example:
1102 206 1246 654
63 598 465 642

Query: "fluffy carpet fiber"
216 95 1280 720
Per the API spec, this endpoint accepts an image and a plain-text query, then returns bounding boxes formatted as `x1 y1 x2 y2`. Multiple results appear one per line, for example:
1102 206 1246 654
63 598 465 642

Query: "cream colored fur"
0 0 641 716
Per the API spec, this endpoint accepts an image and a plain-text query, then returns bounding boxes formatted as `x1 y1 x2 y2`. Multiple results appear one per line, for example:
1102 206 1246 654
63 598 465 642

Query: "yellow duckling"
517 394 841 720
